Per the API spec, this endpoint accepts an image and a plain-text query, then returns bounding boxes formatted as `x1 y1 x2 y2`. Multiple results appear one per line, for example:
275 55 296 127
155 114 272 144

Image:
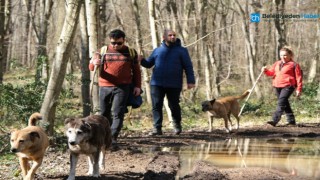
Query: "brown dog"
10 112 49 180
64 115 112 180
201 90 250 133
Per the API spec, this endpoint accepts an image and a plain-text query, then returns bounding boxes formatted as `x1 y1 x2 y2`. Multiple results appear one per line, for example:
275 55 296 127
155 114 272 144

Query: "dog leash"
238 69 264 117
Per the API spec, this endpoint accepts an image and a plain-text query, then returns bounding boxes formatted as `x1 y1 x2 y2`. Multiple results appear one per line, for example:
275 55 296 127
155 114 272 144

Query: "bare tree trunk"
260 3 274 96
180 0 198 101
317 81 320 101
0 0 8 83
274 0 287 58
208 2 219 97
35 0 53 83
236 0 262 98
5 41 11 72
131 0 151 104
217 3 229 96
21 0 31 66
111 0 125 31
204 46 212 99
181 0 192 40
40 0 81 135
1 0 10 79
192 1 201 85
98 0 111 43
294 0 301 62
27 5 32 67
86 0 100 114
197 0 211 99
307 5 319 83
79 4 91 117
168 0 185 43
148 0 159 47
22 0 38 68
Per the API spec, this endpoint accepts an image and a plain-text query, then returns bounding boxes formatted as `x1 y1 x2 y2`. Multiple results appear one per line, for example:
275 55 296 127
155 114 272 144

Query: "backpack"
100 46 143 109
100 46 136 63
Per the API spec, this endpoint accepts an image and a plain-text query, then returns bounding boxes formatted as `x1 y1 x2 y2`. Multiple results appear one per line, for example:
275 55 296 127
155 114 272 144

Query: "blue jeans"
99 84 130 140
151 85 182 130
272 86 295 124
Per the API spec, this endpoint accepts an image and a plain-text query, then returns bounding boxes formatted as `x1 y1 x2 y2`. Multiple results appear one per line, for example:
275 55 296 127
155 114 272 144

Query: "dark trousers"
99 85 130 140
272 86 296 124
151 85 182 130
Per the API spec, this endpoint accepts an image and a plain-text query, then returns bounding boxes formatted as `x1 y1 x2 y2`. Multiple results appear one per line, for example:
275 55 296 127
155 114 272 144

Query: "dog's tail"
28 112 42 126
235 89 251 100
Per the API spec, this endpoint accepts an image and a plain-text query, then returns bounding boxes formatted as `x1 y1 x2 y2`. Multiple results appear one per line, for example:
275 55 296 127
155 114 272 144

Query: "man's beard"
167 40 176 46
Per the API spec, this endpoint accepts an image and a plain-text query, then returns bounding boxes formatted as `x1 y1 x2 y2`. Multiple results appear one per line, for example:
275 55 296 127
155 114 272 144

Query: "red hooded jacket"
264 60 303 93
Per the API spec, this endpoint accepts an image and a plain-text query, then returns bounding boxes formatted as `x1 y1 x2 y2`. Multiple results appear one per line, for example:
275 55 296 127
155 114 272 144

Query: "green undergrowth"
1 70 319 155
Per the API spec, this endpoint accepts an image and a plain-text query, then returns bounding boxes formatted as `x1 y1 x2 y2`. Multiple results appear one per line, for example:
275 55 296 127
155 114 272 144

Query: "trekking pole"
90 52 103 113
238 69 265 117
90 65 98 113
90 65 98 97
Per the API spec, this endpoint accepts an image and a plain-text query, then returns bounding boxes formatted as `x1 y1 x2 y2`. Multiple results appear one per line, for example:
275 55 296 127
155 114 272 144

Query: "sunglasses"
111 41 124 45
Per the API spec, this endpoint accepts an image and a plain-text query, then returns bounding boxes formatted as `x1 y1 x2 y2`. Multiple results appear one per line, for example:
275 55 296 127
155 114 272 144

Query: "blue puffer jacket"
141 38 195 88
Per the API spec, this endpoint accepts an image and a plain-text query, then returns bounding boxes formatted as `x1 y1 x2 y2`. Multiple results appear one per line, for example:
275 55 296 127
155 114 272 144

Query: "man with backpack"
89 29 142 146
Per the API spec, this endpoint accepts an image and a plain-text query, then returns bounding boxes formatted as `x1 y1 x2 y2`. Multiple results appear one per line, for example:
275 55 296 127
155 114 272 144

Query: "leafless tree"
23 0 54 82
307 4 319 83
79 4 91 117
85 0 100 114
131 0 151 104
274 0 287 58
40 0 81 135
317 81 320 101
235 0 262 98
0 0 10 83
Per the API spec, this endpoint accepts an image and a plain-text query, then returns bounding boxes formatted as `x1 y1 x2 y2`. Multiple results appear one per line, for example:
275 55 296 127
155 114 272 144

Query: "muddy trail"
2 123 320 180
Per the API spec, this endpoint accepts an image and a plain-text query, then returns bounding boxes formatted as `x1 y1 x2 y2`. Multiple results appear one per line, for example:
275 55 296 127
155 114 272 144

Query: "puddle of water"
152 138 320 179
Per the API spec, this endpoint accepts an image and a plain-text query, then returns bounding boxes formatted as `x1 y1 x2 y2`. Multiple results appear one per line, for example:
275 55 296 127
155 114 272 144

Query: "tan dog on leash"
10 112 49 180
201 90 250 133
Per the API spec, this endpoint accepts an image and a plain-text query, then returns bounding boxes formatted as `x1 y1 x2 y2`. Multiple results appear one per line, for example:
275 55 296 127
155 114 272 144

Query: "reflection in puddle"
156 138 320 179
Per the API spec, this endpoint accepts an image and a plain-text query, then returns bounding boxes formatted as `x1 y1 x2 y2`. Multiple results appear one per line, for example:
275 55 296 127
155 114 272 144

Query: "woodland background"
0 0 319 135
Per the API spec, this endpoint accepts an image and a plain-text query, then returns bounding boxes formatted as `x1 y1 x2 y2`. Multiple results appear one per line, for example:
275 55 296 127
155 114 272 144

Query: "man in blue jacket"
138 29 195 135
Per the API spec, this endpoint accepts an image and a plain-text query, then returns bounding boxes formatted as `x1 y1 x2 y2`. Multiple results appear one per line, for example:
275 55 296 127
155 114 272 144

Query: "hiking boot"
112 137 117 144
148 129 162 136
174 128 182 135
267 121 276 127
110 143 120 152
285 121 296 126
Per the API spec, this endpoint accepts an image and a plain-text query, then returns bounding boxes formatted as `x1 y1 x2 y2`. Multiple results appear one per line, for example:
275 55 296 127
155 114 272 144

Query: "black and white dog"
65 115 112 180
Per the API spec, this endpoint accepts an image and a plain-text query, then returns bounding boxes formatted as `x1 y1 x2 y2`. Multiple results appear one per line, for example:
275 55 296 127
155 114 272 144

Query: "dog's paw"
88 169 101 177
92 173 101 177
67 177 75 180
24 176 32 180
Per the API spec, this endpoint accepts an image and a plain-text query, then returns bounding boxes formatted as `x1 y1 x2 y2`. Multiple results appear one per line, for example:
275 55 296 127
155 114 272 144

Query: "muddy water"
160 138 320 179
